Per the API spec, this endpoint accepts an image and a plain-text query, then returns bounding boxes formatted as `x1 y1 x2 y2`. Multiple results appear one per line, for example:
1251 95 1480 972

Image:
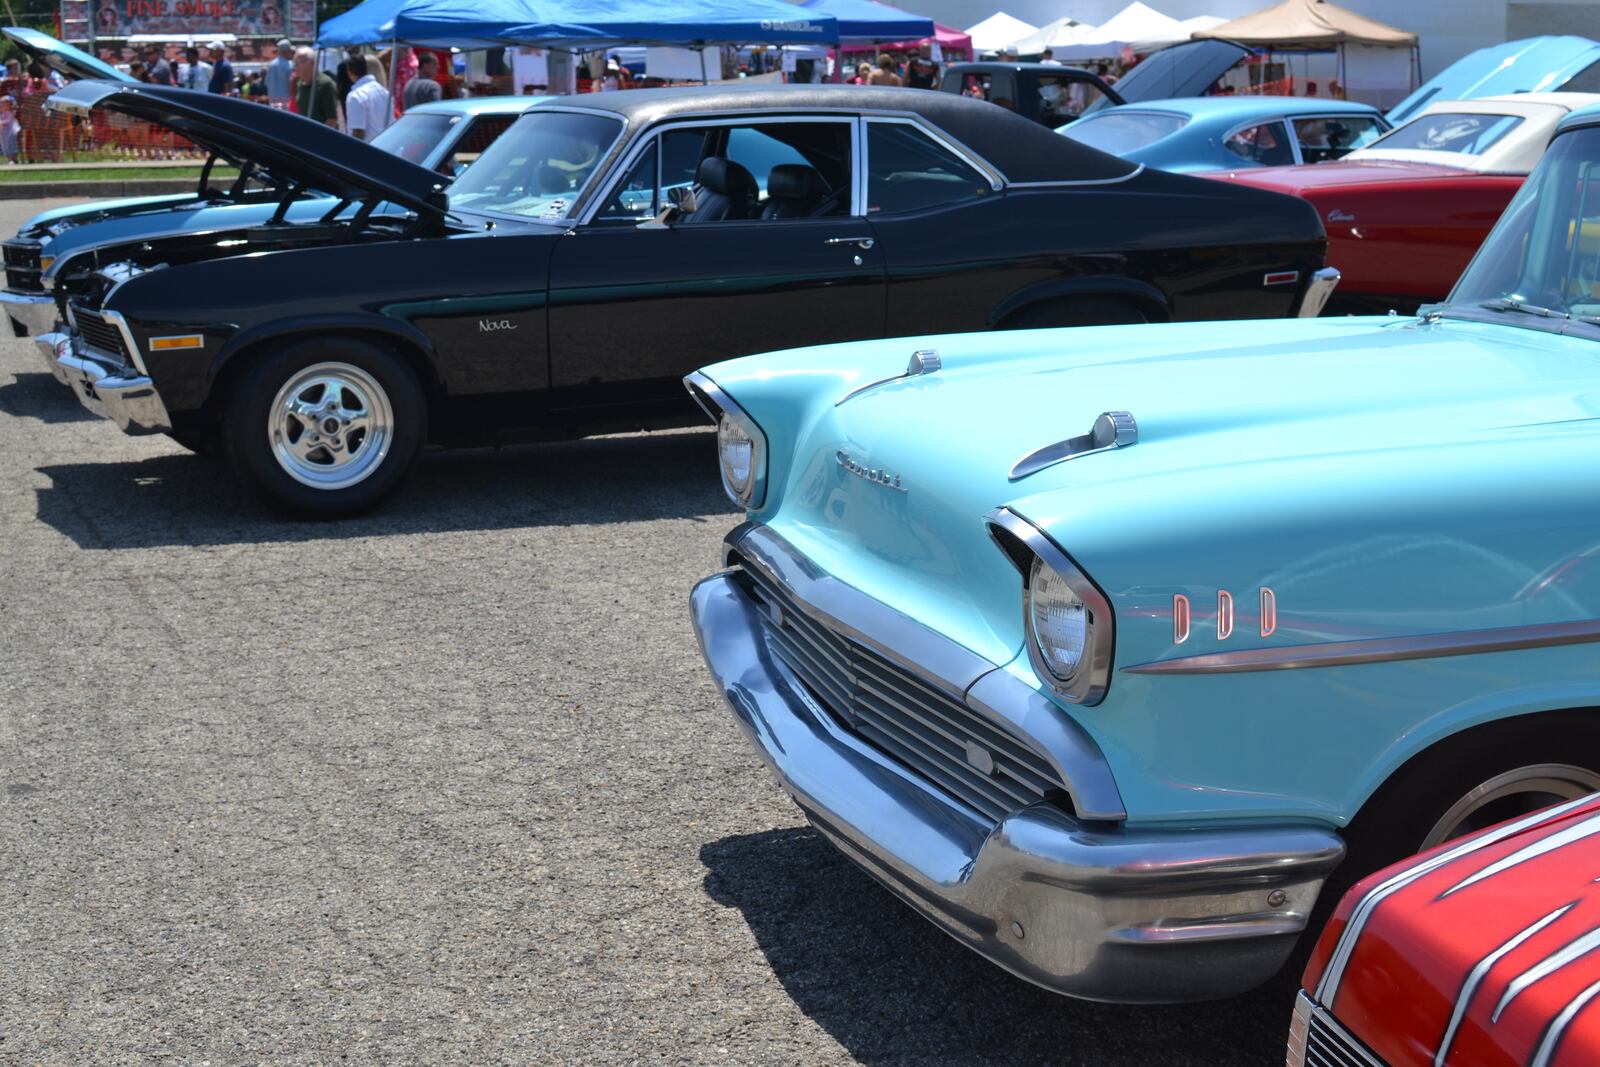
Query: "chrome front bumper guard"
1 289 55 337
1297 266 1341 318
55 343 171 434
691 529 1345 1003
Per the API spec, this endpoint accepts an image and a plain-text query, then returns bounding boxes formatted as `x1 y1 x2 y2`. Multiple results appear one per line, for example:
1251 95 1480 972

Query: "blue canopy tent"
319 0 840 49
795 0 932 44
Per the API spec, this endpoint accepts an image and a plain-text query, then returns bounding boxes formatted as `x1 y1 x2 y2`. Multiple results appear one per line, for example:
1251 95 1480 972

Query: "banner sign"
64 0 316 41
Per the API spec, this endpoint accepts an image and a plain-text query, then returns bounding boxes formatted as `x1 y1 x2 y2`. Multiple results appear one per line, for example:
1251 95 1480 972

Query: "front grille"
736 558 1066 825
1305 1012 1386 1067
4 240 41 292
72 305 129 362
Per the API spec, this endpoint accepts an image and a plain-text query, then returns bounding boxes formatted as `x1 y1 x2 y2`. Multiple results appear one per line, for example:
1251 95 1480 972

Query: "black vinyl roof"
556 84 1137 183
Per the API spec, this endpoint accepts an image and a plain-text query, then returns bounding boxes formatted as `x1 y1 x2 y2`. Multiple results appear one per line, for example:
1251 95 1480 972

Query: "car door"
860 117 1021 337
545 116 885 409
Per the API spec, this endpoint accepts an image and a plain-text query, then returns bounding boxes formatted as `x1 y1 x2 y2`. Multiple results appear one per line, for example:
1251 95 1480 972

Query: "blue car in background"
687 94 1600 1005
1058 96 1390 173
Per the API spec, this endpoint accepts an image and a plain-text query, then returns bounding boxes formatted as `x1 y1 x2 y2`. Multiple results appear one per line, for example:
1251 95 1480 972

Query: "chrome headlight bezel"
987 507 1114 706
684 370 767 510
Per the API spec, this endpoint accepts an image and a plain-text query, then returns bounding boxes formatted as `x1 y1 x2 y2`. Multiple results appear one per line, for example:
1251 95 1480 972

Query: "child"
0 96 20 162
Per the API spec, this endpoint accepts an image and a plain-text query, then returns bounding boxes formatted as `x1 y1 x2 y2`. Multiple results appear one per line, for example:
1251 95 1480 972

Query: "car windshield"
370 112 458 167
1367 111 1523 156
1444 125 1600 331
1059 110 1187 154
447 110 623 220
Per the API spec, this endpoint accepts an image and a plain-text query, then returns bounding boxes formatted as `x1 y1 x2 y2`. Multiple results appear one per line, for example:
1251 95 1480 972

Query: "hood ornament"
1009 411 1137 481
836 348 941 405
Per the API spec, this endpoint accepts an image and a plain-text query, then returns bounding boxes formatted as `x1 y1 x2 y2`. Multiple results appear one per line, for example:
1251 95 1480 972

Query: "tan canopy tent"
1193 0 1418 107
1193 0 1415 48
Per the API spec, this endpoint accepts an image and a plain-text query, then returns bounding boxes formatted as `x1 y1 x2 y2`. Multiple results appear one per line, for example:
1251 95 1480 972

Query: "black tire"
1002 295 1152 329
166 425 219 458
222 336 426 519
1339 711 1600 884
1277 712 1600 994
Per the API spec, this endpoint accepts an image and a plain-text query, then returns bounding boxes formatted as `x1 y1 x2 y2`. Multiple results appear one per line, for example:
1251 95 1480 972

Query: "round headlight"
718 413 756 500
1028 555 1088 681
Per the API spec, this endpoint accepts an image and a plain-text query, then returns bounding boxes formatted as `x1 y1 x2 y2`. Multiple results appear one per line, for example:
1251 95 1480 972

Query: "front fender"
211 312 444 396
987 275 1172 326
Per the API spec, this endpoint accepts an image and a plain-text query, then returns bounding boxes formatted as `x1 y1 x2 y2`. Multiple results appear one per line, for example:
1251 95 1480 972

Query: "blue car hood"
1388 36 1600 123
21 193 202 237
709 315 1600 664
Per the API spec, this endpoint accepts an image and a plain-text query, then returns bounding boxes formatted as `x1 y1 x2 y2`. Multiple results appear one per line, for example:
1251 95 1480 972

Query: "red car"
1213 93 1597 315
1291 792 1600 1067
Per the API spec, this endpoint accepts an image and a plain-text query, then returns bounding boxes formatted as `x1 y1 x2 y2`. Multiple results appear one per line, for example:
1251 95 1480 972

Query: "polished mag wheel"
268 362 394 490
1421 763 1600 849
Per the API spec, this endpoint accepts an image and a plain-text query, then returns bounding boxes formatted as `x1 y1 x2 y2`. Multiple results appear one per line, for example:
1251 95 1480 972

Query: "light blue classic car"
0 88 533 362
688 102 1600 1001
1058 96 1390 172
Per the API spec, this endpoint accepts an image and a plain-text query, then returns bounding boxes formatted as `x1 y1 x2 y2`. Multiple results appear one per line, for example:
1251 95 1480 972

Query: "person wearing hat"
265 38 293 101
206 40 233 95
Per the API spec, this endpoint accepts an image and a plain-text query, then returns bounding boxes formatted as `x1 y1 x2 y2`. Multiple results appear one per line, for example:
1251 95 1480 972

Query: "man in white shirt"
344 54 391 142
180 46 212 90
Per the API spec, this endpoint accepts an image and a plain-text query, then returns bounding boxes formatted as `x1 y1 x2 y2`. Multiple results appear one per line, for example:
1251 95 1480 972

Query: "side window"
1292 116 1386 164
593 139 658 222
439 114 516 177
1223 121 1295 166
1035 76 1116 129
986 72 1017 112
866 122 992 216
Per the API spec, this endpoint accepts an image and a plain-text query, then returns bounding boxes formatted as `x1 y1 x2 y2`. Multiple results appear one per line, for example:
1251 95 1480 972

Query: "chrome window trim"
1123 616 1600 676
986 506 1115 707
579 113 864 225
1006 164 1145 190
1220 117 1295 167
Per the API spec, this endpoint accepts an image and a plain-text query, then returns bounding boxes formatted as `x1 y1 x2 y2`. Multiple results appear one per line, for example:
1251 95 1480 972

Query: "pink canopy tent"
840 22 972 56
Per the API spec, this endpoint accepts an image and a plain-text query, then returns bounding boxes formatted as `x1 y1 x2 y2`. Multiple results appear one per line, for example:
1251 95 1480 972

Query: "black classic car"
43 79 1331 516
938 62 1123 128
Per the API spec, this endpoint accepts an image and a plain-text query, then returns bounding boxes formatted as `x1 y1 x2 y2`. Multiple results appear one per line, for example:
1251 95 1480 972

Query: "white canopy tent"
1128 14 1227 53
1050 2 1185 62
964 11 1036 54
1005 16 1095 56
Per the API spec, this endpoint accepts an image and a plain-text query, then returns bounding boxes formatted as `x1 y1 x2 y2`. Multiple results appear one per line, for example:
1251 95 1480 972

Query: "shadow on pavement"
700 826 1289 1066
35 429 733 549
0 371 99 424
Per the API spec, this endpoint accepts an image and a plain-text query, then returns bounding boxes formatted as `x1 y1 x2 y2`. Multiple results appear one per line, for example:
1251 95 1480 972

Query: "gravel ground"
0 197 1291 1065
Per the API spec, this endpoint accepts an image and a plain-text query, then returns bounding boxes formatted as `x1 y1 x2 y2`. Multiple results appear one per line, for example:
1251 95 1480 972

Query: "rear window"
1060 111 1188 154
1370 112 1524 156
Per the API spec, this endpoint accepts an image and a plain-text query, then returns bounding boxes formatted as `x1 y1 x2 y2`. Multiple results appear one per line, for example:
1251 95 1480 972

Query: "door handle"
824 237 875 250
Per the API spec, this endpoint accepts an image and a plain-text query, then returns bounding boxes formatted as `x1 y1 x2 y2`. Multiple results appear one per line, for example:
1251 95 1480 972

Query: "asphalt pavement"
0 196 1290 1065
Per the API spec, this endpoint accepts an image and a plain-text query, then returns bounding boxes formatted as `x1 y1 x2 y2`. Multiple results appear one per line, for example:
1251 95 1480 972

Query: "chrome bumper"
1 289 55 337
34 331 70 382
1297 266 1341 318
56 344 171 434
691 540 1345 1003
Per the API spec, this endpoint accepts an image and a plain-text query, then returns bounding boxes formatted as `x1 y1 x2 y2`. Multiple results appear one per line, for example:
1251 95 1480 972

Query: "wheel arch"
988 277 1172 328
1345 689 1600 826
205 315 445 418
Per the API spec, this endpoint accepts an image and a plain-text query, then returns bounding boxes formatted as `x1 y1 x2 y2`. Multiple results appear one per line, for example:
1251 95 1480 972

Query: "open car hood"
1388 36 1600 124
1086 38 1250 112
45 81 449 220
2 26 134 83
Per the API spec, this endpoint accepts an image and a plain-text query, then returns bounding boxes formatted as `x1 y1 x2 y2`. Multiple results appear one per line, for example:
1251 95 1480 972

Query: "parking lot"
0 196 1292 1065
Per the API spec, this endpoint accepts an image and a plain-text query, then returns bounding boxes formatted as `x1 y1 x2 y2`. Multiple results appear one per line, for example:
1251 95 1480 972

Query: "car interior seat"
761 165 827 219
682 157 757 223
